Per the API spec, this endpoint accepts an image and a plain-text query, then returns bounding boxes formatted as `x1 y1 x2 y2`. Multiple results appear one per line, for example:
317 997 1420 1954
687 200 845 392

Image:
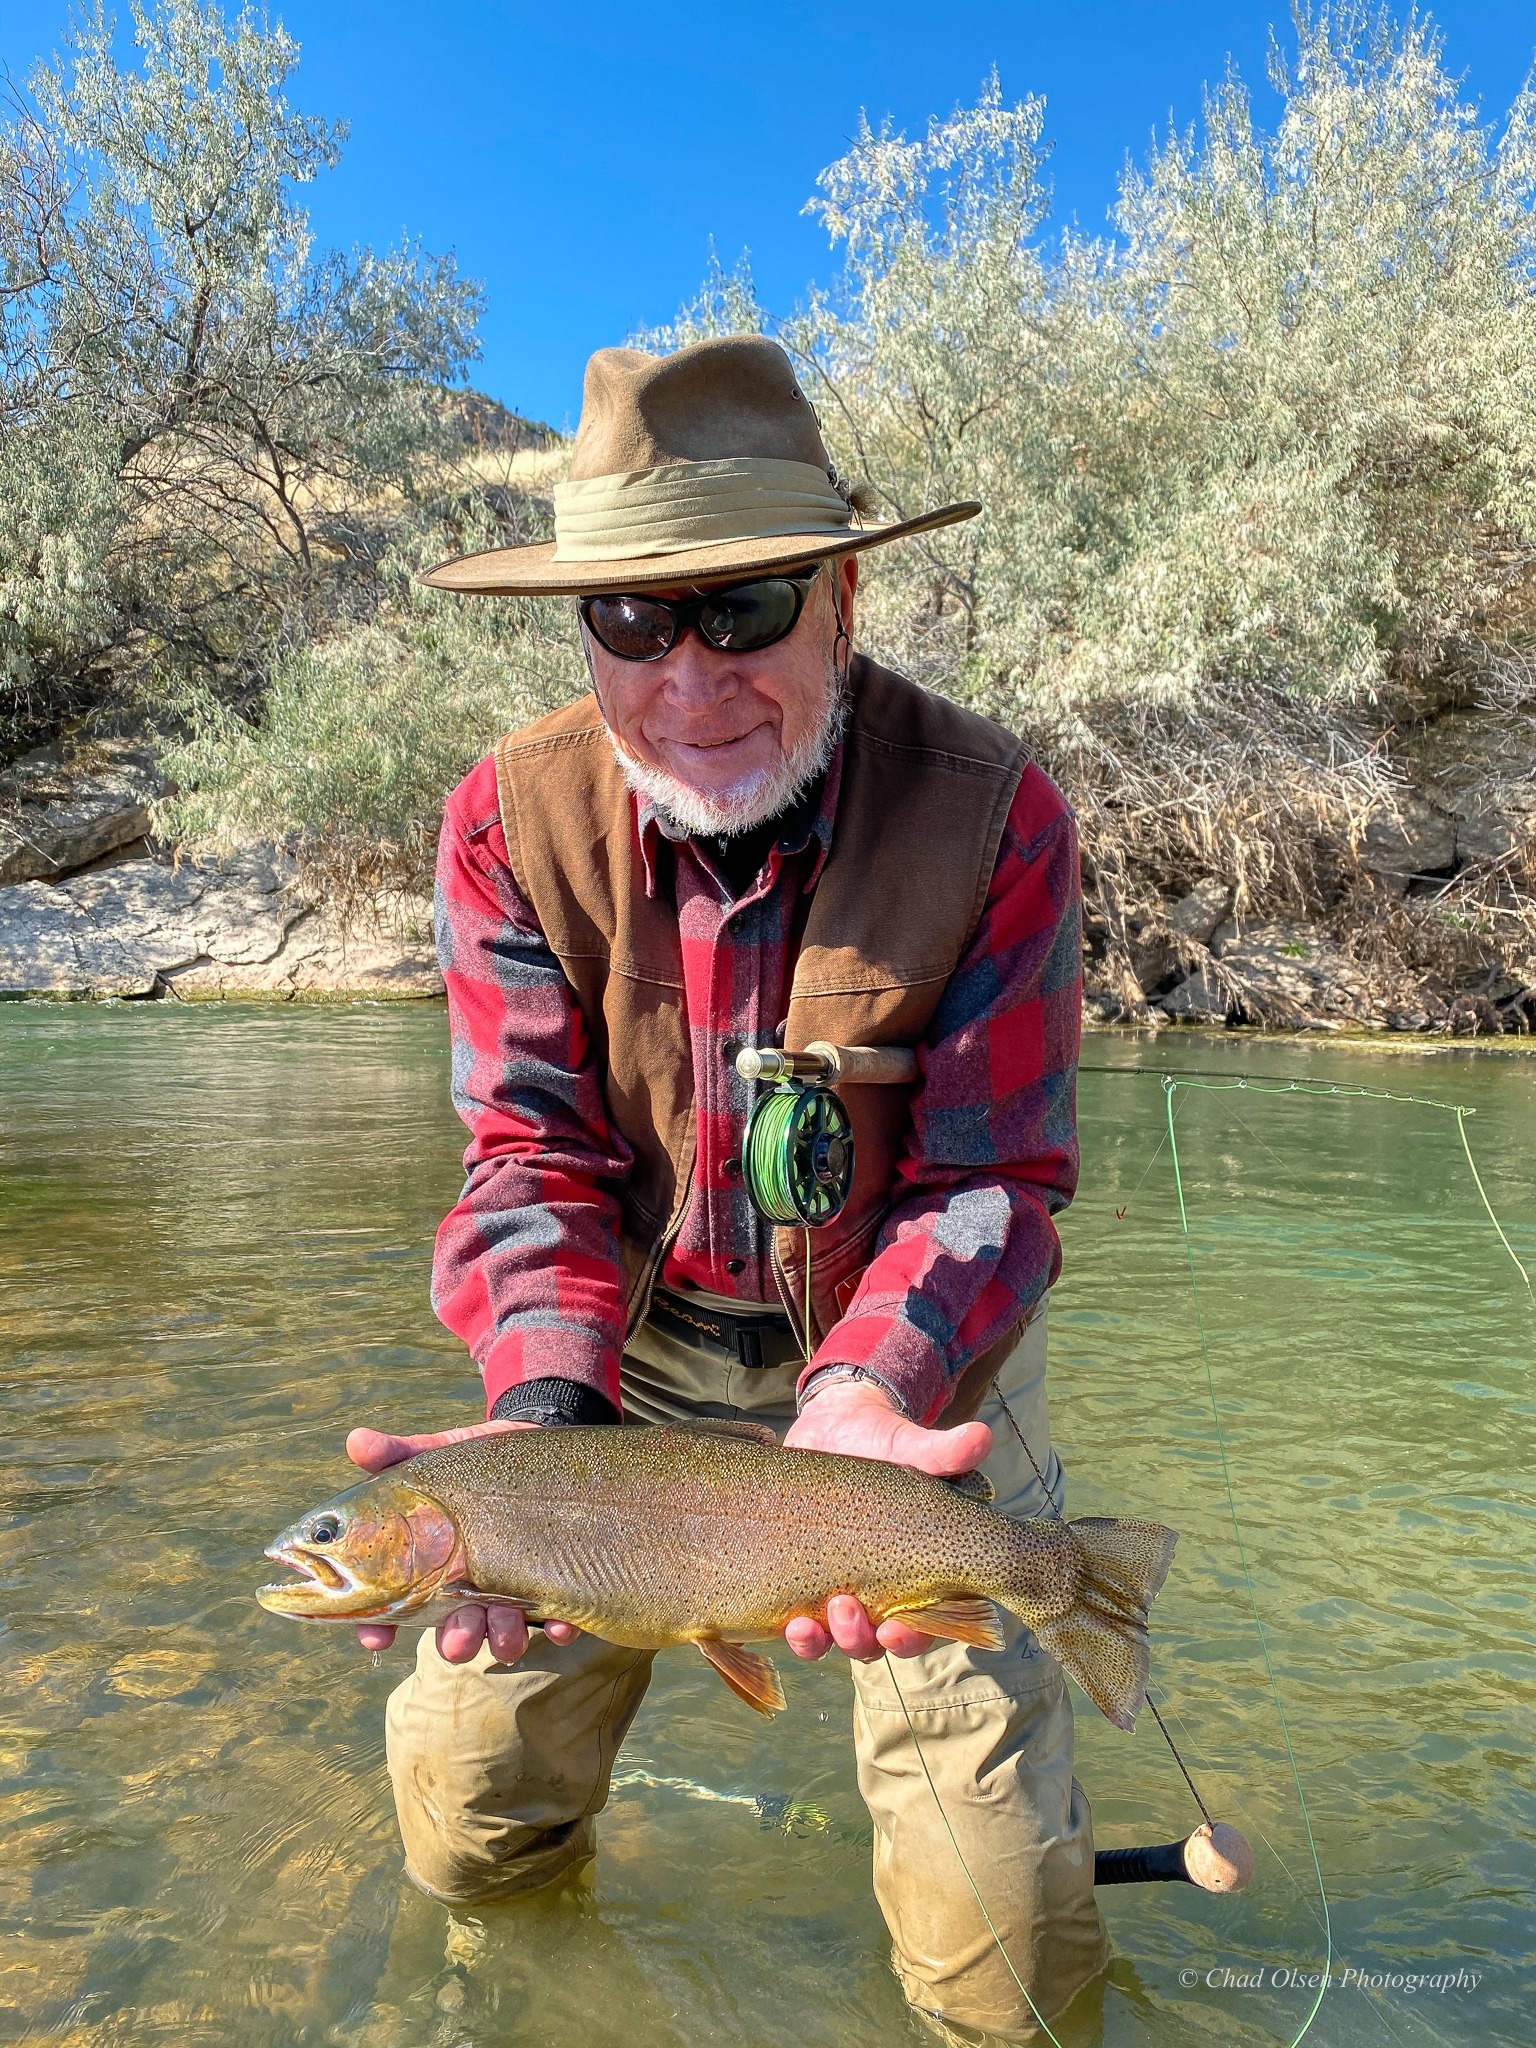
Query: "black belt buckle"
648 1287 791 1370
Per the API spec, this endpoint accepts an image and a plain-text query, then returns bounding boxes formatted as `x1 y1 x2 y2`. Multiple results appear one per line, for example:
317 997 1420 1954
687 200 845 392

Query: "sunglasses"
580 569 822 663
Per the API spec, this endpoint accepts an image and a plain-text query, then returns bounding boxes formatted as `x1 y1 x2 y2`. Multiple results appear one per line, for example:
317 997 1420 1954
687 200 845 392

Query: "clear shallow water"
0 1005 1531 2048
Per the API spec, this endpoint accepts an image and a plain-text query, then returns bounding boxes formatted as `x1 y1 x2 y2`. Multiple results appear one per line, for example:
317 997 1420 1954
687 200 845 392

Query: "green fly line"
741 1082 849 1358
883 1066 1530 2048
1163 1077 1333 2047
1455 1105 1534 1300
742 1086 811 1225
885 1655 1070 2047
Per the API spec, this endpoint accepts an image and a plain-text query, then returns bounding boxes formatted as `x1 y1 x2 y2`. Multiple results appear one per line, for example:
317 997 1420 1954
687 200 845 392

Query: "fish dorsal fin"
654 1418 779 1448
883 1595 1005 1651
696 1637 787 1715
942 1468 995 1502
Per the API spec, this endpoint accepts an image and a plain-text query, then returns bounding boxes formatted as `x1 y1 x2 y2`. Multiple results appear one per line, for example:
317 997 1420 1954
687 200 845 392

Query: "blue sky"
3 2 1534 426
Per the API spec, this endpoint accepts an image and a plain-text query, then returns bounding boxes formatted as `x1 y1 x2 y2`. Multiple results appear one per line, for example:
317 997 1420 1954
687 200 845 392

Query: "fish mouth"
257 1541 399 1620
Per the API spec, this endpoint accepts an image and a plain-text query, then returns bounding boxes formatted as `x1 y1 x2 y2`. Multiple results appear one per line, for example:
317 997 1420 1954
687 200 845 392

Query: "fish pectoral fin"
696 1638 787 1715
884 1596 1005 1651
657 1418 780 1447
941 1468 995 1502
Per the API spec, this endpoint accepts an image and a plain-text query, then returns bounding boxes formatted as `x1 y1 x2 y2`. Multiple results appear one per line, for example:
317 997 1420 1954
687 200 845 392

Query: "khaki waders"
385 1304 1109 2040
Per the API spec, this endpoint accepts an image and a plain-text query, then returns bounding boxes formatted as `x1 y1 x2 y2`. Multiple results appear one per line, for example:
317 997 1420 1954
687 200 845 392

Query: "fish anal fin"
886 1595 1004 1651
696 1637 787 1715
657 1419 779 1448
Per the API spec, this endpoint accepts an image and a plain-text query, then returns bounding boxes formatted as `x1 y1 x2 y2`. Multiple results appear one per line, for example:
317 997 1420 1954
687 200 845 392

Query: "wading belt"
646 1287 801 1372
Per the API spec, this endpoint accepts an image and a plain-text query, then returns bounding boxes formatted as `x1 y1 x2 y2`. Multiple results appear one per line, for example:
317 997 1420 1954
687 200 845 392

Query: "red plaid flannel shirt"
431 736 1082 1426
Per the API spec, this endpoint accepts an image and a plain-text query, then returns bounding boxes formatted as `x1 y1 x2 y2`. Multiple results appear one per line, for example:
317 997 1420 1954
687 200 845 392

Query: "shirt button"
725 1156 742 1178
721 1038 741 1065
725 1258 746 1275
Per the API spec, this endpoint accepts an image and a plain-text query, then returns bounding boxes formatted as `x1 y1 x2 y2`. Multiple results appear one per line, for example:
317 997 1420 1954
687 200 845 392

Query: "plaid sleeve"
799 764 1082 1425
431 756 632 1418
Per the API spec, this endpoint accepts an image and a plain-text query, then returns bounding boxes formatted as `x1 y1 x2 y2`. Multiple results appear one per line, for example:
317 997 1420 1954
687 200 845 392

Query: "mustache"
611 678 846 838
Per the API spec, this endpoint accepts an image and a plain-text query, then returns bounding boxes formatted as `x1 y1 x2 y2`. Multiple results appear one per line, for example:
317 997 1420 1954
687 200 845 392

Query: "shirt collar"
637 739 843 899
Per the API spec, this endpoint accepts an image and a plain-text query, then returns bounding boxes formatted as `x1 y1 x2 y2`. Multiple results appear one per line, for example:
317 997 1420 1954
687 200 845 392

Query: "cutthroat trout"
258 1423 1177 1730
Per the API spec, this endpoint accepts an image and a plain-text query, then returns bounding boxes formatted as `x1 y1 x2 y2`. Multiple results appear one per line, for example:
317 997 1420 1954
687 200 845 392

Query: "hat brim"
418 502 980 597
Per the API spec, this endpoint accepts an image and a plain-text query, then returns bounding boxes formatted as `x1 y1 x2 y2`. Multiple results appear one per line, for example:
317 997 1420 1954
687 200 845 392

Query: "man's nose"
654 631 741 708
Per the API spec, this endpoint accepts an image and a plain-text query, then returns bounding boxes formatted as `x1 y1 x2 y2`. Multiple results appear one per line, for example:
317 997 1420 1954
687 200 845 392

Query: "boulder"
1209 919 1379 1028
162 897 442 998
0 740 167 885
1394 710 1535 878
1165 877 1234 945
0 851 441 999
1358 797 1458 891
1156 963 1231 1025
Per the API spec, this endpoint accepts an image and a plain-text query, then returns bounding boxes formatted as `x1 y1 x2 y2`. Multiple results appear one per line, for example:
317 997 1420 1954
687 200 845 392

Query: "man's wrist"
796 1364 910 1417
490 1378 621 1427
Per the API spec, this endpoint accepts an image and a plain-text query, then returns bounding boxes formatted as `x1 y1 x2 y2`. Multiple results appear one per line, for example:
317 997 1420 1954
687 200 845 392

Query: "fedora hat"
420 334 979 596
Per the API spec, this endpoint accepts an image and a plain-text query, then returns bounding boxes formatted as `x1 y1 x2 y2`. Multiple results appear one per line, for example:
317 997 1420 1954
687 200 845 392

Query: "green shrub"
162 517 583 891
0 0 481 752
650 9 1536 955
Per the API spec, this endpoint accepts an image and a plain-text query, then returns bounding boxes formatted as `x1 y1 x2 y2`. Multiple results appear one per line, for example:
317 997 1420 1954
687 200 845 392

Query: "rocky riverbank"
1081 700 1536 1036
2 730 1532 1025
0 738 439 1000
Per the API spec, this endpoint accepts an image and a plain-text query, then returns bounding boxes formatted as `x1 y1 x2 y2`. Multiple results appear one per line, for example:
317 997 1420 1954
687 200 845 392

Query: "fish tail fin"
1019 1517 1178 1733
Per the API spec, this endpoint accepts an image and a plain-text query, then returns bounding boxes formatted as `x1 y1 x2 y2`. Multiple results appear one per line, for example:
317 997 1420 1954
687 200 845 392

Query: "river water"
1 1005 1531 2047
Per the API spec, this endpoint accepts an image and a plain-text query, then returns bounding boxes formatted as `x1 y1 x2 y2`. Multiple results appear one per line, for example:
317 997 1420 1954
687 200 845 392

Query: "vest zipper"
625 1146 698 1342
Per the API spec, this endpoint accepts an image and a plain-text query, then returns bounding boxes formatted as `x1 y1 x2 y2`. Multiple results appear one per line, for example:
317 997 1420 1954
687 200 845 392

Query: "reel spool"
742 1082 855 1227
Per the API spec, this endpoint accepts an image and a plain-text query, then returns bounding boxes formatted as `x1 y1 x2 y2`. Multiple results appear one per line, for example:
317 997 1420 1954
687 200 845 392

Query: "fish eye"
309 1515 343 1544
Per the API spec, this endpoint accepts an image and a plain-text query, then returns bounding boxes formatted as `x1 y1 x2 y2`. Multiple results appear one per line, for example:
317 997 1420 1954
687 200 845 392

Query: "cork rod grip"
803 1042 919 1086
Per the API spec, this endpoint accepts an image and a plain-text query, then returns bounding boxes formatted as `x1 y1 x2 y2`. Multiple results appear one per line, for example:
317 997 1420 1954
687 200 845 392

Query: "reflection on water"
1 1006 1531 2046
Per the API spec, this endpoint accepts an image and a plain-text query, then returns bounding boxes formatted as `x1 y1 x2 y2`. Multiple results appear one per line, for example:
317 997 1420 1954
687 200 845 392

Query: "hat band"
552 457 851 563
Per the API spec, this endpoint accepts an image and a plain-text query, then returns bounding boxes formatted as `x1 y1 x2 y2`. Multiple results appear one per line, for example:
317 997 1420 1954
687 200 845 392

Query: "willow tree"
0 0 482 750
654 8 1536 978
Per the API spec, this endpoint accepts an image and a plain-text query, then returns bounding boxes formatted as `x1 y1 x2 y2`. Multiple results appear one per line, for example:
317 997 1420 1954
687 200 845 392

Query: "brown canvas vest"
492 656 1032 1422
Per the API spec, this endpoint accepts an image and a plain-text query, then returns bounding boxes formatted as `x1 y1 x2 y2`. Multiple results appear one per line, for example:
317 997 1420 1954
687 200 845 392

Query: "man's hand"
345 1421 581 1666
780 1379 993 1664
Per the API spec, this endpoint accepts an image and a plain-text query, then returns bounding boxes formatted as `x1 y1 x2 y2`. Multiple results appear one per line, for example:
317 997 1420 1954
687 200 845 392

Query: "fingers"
436 1604 490 1663
784 1601 935 1662
875 1617 937 1658
785 1615 832 1660
346 1418 537 1473
826 1593 882 1662
346 1426 417 1473
356 1623 396 1651
433 1604 576 1666
891 1415 993 1477
484 1604 530 1664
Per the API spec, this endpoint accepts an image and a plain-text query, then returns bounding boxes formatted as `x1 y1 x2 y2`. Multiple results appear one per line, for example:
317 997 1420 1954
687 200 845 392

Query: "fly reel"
734 1041 918 1230
742 1082 855 1227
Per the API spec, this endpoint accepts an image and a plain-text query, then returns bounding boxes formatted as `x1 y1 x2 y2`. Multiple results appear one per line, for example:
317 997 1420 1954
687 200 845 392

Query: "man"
350 335 1102 2042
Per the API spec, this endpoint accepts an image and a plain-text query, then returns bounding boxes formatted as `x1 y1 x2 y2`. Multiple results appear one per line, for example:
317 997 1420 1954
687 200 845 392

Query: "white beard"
609 677 847 838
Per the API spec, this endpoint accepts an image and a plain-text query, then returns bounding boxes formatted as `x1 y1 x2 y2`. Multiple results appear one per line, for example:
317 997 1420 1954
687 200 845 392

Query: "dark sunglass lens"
586 595 675 659
699 580 801 652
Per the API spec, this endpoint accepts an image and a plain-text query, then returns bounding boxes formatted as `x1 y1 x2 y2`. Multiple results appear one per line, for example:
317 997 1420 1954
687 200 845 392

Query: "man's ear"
831 551 858 642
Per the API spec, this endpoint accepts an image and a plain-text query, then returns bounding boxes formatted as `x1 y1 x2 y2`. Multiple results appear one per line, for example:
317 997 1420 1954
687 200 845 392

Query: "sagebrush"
68 5 1536 1020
